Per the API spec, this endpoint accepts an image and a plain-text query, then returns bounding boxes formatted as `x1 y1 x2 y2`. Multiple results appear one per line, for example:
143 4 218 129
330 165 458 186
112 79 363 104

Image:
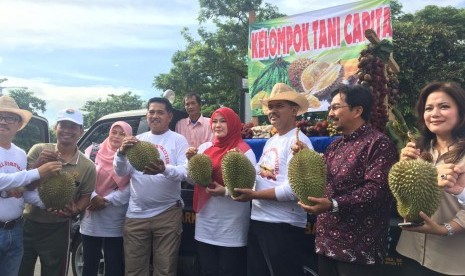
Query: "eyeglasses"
0 115 20 124
328 105 350 111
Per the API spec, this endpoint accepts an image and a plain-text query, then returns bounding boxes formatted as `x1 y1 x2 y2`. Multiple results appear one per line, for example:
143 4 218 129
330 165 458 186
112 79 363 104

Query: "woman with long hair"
397 82 465 275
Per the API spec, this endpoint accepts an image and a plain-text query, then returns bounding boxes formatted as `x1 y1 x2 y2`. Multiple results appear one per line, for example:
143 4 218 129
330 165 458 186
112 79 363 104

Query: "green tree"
392 5 465 125
153 0 283 116
8 89 46 115
80 92 144 128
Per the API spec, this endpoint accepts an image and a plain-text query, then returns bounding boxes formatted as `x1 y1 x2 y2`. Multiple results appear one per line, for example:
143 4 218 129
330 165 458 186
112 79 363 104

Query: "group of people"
0 97 97 276
0 79 464 276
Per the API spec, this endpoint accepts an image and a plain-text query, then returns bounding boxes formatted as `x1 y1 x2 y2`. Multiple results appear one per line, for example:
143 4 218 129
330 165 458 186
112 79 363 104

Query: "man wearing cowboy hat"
0 95 62 275
234 83 313 276
19 107 96 276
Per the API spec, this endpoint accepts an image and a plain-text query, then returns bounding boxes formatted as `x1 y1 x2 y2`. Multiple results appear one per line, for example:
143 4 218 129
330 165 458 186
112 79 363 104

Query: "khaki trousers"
124 204 183 276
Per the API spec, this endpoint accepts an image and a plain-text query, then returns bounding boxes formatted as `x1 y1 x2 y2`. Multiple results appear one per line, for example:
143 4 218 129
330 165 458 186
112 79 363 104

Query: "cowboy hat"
261 83 309 116
0 95 32 130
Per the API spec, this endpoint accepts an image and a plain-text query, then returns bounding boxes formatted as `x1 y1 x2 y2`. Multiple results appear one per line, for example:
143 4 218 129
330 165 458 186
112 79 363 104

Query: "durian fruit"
188 153 212 187
288 58 314 92
39 171 77 210
388 159 440 223
222 151 256 197
126 141 160 171
301 61 344 100
288 148 326 205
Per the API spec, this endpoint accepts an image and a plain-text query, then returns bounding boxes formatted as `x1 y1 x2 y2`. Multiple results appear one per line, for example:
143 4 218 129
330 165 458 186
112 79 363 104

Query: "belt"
0 216 22 230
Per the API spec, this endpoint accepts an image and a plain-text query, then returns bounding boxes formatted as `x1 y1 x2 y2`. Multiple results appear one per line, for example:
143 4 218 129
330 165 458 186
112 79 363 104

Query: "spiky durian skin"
388 159 440 223
188 154 212 187
288 58 314 92
39 171 76 210
221 151 256 197
288 148 326 206
127 141 160 171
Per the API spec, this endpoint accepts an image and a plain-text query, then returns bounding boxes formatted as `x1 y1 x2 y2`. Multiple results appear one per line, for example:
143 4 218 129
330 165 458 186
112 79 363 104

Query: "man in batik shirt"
299 84 398 276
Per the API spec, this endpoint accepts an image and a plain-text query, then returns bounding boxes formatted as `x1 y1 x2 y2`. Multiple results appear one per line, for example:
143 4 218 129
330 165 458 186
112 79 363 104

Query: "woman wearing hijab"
186 107 257 276
81 121 133 276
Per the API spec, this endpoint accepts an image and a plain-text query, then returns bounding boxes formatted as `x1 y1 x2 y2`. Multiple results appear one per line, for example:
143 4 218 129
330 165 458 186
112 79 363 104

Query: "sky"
1 0 465 125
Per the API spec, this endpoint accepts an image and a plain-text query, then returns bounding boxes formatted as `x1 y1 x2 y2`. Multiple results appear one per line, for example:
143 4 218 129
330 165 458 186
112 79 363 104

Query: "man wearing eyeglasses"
299 85 398 276
0 96 62 276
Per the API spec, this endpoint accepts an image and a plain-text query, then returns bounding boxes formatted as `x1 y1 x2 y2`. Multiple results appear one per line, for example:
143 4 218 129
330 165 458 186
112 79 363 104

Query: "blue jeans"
0 220 23 276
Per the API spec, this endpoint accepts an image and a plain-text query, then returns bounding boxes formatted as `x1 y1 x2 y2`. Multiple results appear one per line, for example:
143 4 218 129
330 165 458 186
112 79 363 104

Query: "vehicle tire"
71 234 83 276
303 265 319 276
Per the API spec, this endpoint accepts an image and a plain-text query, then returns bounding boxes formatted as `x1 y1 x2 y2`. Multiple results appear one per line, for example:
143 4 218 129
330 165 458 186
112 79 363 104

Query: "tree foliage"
153 0 283 116
8 89 46 116
80 92 144 129
392 4 465 125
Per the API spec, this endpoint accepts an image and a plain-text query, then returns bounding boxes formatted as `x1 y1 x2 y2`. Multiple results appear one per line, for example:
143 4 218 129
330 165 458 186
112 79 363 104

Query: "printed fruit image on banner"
248 0 392 116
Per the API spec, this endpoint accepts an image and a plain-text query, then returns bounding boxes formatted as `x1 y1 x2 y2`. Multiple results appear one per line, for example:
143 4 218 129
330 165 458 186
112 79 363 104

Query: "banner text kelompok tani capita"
248 0 392 116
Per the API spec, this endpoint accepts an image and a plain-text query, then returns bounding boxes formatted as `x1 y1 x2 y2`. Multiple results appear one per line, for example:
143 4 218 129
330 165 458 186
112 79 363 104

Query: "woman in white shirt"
187 107 256 276
81 121 133 276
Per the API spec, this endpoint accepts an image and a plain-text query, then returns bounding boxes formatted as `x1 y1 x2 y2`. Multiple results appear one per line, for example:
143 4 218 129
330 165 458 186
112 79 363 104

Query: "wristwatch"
117 149 126 157
443 223 454 236
330 198 339 212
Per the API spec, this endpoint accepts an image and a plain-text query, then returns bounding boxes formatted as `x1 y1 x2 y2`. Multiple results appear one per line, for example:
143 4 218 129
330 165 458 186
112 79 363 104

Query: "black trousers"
81 234 124 276
318 254 381 276
197 241 246 276
247 220 305 276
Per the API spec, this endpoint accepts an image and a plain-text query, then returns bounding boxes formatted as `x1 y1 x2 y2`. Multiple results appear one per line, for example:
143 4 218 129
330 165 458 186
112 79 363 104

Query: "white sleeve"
162 136 189 182
23 189 46 209
105 186 131 206
0 169 40 191
113 153 133 177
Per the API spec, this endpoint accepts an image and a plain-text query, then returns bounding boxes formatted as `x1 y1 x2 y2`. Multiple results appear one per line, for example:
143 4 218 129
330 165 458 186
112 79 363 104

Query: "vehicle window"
79 118 143 152
13 116 50 152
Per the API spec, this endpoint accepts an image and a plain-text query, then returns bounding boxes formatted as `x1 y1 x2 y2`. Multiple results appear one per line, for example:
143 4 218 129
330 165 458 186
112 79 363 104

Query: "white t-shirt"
0 143 42 221
114 130 189 219
251 128 313 228
194 142 257 247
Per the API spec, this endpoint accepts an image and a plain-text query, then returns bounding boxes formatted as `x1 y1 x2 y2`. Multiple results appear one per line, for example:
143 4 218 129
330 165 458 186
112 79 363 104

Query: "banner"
248 0 392 116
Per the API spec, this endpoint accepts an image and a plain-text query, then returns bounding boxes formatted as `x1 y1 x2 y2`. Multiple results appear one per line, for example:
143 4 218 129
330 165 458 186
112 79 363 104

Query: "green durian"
126 141 160 171
188 153 212 187
288 148 327 205
39 171 77 210
222 151 256 197
388 159 440 223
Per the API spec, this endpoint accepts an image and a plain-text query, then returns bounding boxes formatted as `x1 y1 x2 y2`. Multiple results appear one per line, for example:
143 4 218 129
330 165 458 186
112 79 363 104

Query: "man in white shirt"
0 95 62 275
114 97 189 276
234 83 312 276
